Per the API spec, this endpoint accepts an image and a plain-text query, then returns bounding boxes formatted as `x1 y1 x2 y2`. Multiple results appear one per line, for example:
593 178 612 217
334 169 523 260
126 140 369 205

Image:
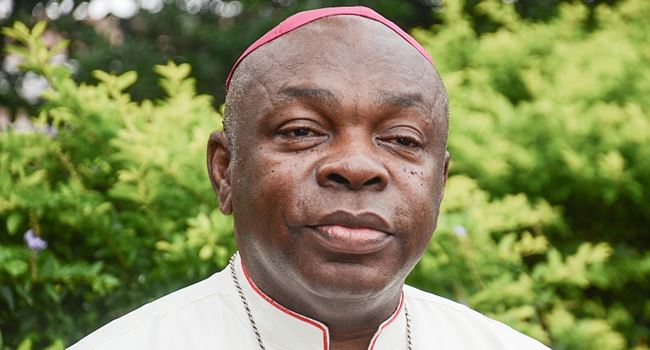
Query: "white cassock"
69 253 550 350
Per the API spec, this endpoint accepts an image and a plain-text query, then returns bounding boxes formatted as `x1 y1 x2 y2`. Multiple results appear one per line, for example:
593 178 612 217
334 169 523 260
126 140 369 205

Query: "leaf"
44 284 61 303
6 212 24 235
116 71 138 91
4 260 29 277
0 286 14 311
199 245 213 260
92 70 113 84
1 26 17 39
43 340 65 350
50 65 72 82
17 338 32 350
9 22 31 42
154 61 191 81
155 240 173 252
32 21 47 38
23 169 47 186
5 45 29 57
50 40 70 56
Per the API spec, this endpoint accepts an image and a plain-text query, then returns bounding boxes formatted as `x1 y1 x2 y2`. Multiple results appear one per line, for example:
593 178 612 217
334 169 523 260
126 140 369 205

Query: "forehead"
228 15 446 121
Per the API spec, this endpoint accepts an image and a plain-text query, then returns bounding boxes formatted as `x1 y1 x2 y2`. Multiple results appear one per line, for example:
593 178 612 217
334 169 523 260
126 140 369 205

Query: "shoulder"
68 268 239 350
404 285 551 350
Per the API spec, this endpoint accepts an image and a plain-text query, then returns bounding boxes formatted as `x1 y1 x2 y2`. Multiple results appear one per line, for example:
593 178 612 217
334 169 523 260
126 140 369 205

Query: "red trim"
368 291 405 350
240 258 330 350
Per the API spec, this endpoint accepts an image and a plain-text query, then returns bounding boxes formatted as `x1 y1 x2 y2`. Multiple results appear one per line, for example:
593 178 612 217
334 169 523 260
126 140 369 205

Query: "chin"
295 256 402 300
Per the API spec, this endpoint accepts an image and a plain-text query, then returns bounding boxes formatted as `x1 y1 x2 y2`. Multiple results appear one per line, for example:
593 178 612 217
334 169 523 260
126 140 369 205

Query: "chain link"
405 302 413 349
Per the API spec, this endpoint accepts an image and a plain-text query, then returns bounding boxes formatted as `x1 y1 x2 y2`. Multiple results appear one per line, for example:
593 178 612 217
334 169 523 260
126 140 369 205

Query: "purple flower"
43 125 58 138
35 124 58 138
453 225 468 238
23 229 47 251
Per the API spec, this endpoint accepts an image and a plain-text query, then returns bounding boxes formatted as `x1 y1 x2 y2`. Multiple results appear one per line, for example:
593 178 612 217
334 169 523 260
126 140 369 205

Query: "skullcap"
225 6 433 91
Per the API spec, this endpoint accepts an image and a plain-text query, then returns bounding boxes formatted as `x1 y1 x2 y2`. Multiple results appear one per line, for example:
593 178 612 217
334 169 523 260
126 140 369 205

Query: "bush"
414 0 649 348
1 0 648 347
0 22 231 349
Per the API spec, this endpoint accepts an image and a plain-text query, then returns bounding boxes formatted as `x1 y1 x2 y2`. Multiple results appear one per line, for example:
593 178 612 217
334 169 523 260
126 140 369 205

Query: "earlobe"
219 190 233 215
207 131 233 215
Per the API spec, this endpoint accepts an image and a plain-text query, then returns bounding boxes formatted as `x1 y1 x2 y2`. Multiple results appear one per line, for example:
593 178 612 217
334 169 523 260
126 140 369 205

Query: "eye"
386 134 423 149
378 126 425 152
286 127 313 137
274 121 327 147
394 137 421 148
278 126 318 139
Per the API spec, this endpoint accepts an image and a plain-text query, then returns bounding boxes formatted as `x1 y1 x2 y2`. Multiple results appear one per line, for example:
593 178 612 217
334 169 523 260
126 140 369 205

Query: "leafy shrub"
409 176 624 350
414 0 650 348
0 22 231 349
1 0 648 347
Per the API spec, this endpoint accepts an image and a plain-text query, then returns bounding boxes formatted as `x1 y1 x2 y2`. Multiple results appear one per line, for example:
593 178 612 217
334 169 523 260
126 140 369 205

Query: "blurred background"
0 0 648 349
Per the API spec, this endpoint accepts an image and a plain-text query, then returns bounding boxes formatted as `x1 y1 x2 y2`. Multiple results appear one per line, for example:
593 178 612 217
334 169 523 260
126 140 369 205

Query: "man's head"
208 8 450 311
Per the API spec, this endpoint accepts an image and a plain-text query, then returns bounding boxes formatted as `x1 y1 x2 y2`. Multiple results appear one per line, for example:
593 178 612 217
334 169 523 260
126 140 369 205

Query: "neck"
318 295 402 350
329 329 380 350
241 255 404 349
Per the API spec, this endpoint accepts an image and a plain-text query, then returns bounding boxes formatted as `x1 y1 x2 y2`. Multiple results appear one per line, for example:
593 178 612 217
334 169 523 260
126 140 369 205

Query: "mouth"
307 211 393 255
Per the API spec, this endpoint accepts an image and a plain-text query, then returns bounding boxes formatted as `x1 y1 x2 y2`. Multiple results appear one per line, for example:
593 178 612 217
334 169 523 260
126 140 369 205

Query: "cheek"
395 189 437 237
389 194 435 272
393 161 442 244
232 151 310 226
231 155 292 256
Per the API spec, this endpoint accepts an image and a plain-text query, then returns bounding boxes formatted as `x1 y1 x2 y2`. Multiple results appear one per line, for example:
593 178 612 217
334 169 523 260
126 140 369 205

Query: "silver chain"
405 300 413 349
230 255 267 349
229 254 413 350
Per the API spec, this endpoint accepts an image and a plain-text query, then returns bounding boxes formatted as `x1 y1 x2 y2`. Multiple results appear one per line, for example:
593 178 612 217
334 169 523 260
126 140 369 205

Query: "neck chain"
229 255 413 350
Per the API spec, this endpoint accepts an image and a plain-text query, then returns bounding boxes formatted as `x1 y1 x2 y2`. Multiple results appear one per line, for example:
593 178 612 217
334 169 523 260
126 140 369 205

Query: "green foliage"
2 0 615 113
1 0 649 348
409 175 623 349
1 21 230 349
1 0 449 111
413 0 650 348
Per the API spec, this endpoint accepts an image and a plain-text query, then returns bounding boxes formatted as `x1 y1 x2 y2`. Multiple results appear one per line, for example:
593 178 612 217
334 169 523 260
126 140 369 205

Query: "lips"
307 211 393 254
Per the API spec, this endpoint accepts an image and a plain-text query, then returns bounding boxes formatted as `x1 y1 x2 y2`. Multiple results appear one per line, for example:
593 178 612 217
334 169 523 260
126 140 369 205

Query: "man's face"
210 16 449 302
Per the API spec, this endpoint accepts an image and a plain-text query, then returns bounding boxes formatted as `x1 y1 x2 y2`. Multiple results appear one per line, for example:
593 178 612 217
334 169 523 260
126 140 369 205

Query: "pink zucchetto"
225 6 433 92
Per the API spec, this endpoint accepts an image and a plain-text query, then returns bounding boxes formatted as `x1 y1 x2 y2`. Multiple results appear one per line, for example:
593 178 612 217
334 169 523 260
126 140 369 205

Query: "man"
70 6 550 350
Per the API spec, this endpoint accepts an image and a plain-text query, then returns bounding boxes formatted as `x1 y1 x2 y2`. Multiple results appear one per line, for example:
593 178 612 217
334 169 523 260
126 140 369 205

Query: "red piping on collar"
240 259 330 350
368 291 405 350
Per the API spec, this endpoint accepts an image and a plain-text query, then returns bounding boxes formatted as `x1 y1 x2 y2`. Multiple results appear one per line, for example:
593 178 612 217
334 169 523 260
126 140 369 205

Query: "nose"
316 150 389 191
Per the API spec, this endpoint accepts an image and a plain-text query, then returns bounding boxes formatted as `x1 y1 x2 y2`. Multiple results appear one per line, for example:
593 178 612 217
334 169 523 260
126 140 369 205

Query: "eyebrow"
278 86 341 108
277 86 430 116
375 91 428 113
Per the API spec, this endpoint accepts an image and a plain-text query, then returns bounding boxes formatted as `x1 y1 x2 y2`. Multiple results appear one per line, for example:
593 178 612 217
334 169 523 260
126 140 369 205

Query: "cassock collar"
232 253 408 350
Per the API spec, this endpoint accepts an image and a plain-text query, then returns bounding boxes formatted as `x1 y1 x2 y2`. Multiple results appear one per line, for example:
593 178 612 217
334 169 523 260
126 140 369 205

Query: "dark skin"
208 16 450 350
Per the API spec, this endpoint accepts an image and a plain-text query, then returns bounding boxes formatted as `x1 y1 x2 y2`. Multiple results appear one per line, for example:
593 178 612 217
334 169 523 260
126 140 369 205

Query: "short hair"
222 57 258 162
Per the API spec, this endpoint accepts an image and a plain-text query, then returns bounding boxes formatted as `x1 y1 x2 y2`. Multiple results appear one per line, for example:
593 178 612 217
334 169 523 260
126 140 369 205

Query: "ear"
443 150 451 185
207 131 233 215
